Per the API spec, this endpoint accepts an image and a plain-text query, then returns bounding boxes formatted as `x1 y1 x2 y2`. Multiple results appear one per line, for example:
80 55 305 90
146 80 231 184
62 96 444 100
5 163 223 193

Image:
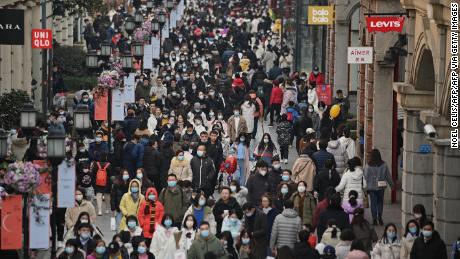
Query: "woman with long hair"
400 220 419 259
371 223 401 259
110 168 130 232
351 208 378 254
363 149 394 226
232 132 252 186
149 214 179 259
253 133 279 166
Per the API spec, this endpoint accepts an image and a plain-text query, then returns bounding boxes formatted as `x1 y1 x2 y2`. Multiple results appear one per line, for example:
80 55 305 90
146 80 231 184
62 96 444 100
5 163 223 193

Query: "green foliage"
57 0 106 16
53 45 87 77
63 75 98 92
0 90 31 130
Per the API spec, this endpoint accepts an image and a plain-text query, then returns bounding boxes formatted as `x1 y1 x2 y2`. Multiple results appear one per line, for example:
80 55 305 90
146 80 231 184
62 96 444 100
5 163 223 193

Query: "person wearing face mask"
123 215 143 238
207 95 225 118
290 181 316 226
231 132 252 186
158 174 189 227
221 210 243 241
88 131 109 163
246 160 279 206
137 187 164 244
149 214 179 259
142 137 163 191
177 215 198 251
131 238 155 259
227 106 248 143
253 133 279 166
308 66 325 87
182 193 217 234
110 169 130 232
74 224 96 255
86 239 108 259
270 199 302 255
219 231 239 259
242 202 268 259
187 221 228 259
238 230 254 259
229 180 248 207
63 212 103 245
92 153 112 216
76 161 95 202
399 220 419 259
371 223 401 259
134 168 153 196
65 188 97 230
190 145 216 197
410 221 447 259
57 239 85 259
412 204 428 229
168 149 193 185
118 179 145 230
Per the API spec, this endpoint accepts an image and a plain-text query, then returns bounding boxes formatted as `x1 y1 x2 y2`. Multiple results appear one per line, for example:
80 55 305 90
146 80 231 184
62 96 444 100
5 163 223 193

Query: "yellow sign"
308 6 334 25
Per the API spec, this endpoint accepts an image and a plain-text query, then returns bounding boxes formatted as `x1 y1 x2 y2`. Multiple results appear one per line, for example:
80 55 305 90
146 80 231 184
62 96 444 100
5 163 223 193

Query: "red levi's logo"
366 16 405 33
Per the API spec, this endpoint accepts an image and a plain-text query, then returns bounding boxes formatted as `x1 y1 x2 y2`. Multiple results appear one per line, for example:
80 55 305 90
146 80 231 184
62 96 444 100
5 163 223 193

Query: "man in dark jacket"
143 138 162 191
123 107 139 141
317 192 351 240
246 160 278 206
313 159 341 201
292 230 320 259
243 202 268 259
207 130 224 172
410 221 447 259
190 145 216 197
131 135 149 170
123 135 138 178
88 131 109 163
312 139 336 171
212 186 243 237
293 109 313 151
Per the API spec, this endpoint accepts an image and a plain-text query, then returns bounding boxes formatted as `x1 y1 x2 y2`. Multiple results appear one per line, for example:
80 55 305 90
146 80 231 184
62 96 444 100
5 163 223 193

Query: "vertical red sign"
32 29 53 49
0 195 23 249
316 84 333 105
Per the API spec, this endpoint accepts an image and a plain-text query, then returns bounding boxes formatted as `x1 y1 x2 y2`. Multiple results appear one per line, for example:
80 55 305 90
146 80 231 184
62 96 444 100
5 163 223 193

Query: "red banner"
34 160 51 194
94 94 108 121
366 16 405 33
0 195 23 249
316 84 333 105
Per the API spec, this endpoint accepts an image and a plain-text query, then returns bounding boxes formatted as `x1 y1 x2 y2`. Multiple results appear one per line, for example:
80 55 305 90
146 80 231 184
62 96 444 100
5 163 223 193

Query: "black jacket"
143 146 162 181
244 209 268 259
293 115 313 137
317 206 351 241
314 168 341 201
190 156 216 190
207 141 224 171
212 197 243 236
410 231 447 259
292 241 320 259
246 172 279 206
112 139 125 168
122 116 140 141
110 180 129 212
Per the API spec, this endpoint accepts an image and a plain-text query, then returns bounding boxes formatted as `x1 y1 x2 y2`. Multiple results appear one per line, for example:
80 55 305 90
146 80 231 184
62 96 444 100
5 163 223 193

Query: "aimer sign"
308 6 334 25
347 47 373 64
32 29 53 49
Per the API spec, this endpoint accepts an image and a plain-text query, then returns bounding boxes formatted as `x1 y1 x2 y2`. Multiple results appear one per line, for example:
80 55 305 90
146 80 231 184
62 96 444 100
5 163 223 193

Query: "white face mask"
259 170 267 176
297 186 306 193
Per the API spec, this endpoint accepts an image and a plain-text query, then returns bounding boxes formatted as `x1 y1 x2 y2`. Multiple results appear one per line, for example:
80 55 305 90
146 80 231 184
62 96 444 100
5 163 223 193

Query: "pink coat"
346 250 370 259
342 200 363 223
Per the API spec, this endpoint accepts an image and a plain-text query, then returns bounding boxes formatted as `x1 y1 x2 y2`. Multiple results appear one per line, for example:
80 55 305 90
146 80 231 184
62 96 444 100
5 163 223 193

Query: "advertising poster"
29 194 50 249
94 93 108 121
0 195 22 249
57 160 76 208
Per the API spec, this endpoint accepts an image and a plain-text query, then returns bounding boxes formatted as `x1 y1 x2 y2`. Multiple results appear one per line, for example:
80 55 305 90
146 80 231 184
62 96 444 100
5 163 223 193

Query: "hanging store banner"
0 9 24 45
34 160 51 194
347 47 374 64
366 16 405 33
57 160 76 208
308 6 334 25
111 89 125 121
123 73 136 103
32 29 53 49
29 194 50 249
0 195 22 249
94 93 108 121
316 84 333 105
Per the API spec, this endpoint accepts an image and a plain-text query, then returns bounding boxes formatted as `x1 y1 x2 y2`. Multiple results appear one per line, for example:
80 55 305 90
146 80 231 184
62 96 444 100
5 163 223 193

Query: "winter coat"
264 207 280 239
187 234 229 259
177 229 196 251
335 167 366 201
399 234 417 259
227 116 248 143
159 186 189 224
137 187 165 239
352 223 378 253
276 121 293 147
221 216 243 239
290 191 316 225
409 231 447 259
371 238 401 259
317 207 351 241
346 250 370 259
65 199 97 229
123 116 140 141
110 179 129 212
281 88 298 114
308 89 319 110
149 225 179 259
122 141 137 175
293 115 313 138
335 240 352 259
88 142 109 162
213 197 243 236
246 172 279 206
269 208 302 249
312 198 328 229
118 179 145 230
143 146 162 181
168 157 193 182
327 140 349 174
132 138 149 169
339 136 356 159
314 168 341 201
190 155 216 191
363 163 394 191
231 186 248 207
312 149 336 171
270 86 284 105
292 241 320 259
243 209 267 259
321 226 341 247
241 101 256 133
342 200 363 223
291 155 317 192
261 50 277 72
183 205 217 234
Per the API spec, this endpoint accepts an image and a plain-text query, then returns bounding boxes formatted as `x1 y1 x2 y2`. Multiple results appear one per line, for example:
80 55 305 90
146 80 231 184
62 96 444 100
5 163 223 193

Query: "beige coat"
168 157 193 182
227 116 248 143
65 200 97 229
291 155 316 191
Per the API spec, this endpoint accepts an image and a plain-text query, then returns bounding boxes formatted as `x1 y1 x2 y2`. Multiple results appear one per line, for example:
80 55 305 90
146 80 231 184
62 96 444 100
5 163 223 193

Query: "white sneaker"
98 211 102 216
284 159 288 164
57 241 64 248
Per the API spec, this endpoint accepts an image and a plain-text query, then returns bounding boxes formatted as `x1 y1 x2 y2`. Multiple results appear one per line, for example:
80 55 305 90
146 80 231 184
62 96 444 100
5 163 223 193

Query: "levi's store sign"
32 29 53 49
366 16 405 33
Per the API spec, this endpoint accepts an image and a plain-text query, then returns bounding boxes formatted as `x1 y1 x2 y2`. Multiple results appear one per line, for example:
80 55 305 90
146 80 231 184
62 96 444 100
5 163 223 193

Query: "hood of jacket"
282 208 299 218
145 187 158 198
346 167 364 181
128 179 142 193
328 140 340 149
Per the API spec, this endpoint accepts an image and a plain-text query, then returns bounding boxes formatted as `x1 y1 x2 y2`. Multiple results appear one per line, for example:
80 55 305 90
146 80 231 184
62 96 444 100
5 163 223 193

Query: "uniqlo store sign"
366 16 405 32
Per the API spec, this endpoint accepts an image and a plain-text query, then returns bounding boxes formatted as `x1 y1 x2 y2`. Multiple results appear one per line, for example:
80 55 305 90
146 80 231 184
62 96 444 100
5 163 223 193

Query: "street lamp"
0 129 7 158
73 105 92 132
20 103 37 130
132 42 144 57
47 131 66 158
86 52 98 68
151 18 160 34
134 11 144 24
159 10 166 27
101 42 112 56
166 0 174 11
121 53 133 71
125 16 136 34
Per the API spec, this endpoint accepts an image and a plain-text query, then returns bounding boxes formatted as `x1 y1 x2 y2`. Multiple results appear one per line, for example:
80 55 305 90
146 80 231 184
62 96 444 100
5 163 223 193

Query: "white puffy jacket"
335 167 366 201
327 140 349 174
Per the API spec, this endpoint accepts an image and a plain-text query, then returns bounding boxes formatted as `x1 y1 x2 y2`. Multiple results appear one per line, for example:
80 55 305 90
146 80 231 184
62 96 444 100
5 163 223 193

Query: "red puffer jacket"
137 187 164 238
270 86 283 105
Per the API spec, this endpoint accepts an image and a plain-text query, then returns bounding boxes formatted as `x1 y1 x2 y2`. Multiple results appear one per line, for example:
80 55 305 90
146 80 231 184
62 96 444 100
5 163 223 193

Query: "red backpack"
95 162 109 187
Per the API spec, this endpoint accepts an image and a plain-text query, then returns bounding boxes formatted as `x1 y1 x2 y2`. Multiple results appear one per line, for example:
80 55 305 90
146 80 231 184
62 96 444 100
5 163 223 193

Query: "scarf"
145 200 156 233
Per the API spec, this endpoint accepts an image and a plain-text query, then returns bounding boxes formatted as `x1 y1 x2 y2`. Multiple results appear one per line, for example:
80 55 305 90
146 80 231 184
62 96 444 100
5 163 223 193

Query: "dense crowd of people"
3 0 457 259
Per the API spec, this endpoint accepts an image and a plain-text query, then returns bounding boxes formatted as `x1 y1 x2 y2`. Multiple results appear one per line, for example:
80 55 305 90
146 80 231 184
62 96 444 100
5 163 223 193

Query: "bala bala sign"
0 9 24 45
366 16 405 33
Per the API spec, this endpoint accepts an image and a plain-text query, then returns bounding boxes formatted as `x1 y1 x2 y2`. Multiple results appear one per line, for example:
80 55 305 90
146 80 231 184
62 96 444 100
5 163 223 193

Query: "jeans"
253 117 259 139
368 189 385 220
238 159 246 186
269 104 281 124
115 211 123 232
